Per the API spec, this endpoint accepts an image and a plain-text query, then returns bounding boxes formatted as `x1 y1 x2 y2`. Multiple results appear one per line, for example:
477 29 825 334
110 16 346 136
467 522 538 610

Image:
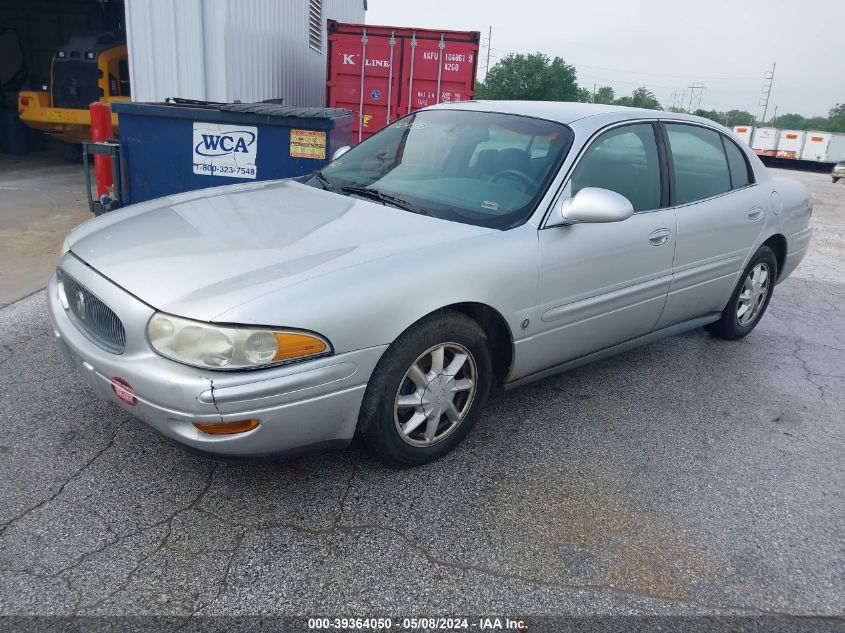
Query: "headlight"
146 313 331 370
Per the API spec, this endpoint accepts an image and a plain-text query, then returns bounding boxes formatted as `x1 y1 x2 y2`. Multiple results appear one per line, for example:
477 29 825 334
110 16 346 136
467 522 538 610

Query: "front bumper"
48 253 386 457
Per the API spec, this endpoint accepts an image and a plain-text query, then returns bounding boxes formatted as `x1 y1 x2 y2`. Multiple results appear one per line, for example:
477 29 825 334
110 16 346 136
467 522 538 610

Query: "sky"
365 0 845 118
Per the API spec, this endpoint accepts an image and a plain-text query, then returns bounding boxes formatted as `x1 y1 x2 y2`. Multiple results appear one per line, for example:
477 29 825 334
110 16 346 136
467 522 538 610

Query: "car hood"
69 179 493 320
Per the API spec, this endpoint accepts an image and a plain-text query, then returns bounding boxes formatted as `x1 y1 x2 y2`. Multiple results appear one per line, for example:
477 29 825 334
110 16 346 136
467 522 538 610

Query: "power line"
570 62 757 81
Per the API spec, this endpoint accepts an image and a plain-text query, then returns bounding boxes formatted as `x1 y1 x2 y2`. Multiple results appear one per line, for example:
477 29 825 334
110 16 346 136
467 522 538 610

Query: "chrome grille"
61 271 126 354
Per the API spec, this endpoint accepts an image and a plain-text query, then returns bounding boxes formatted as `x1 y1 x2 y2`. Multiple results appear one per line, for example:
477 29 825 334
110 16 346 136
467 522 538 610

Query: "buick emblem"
75 290 86 319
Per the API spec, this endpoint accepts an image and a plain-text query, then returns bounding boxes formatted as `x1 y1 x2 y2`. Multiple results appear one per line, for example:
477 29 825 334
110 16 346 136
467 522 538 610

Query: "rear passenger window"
722 137 752 188
665 124 731 205
570 123 661 213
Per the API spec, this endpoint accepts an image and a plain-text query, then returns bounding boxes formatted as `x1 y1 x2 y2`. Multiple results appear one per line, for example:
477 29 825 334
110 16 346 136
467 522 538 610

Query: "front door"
518 122 677 379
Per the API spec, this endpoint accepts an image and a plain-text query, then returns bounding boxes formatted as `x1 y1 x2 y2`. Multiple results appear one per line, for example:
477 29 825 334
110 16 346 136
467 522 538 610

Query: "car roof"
426 100 725 129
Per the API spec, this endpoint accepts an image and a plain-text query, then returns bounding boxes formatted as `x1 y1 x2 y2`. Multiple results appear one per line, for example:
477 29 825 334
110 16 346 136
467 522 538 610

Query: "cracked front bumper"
48 254 386 457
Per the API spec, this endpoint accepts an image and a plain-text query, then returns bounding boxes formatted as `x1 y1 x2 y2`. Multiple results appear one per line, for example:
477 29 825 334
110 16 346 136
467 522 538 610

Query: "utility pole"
592 83 596 103
759 62 776 125
484 26 492 79
770 105 778 127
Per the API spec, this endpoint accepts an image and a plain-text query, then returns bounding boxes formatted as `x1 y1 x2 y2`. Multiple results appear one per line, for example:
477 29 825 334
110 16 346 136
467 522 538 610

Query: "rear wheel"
358 310 492 467
706 245 777 340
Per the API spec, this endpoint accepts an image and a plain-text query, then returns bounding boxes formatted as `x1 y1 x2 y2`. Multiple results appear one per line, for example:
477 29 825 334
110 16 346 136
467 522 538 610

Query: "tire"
705 245 778 340
834 177 840 184
358 310 492 467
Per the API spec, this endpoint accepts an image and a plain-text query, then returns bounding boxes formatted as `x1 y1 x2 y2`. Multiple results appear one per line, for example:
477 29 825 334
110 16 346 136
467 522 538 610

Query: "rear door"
655 123 765 328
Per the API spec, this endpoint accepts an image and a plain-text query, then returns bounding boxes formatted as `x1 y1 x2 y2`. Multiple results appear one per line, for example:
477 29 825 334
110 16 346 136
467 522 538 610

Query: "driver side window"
570 124 662 213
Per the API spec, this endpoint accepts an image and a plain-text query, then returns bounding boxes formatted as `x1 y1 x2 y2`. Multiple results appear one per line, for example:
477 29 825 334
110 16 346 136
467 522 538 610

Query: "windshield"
304 109 573 229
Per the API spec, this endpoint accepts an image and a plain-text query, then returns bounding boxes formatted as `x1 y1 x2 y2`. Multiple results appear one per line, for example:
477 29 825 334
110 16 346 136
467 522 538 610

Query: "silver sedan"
49 102 812 466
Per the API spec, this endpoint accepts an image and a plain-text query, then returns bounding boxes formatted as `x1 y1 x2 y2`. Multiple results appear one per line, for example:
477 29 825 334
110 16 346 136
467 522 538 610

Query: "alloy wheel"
393 342 478 447
737 263 771 326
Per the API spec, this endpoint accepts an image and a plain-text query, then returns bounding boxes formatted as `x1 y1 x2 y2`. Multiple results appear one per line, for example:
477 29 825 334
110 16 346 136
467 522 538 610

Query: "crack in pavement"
335 462 357 529
175 530 247 628
789 338 845 403
181 505 836 619
0 422 122 537
79 463 220 614
0 345 13 368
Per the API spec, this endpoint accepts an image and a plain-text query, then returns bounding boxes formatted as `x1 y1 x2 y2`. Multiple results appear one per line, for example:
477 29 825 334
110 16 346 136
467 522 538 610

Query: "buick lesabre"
49 102 812 466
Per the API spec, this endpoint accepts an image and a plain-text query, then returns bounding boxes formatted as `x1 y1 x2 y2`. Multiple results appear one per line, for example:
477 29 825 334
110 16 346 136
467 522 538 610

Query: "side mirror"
331 145 351 161
549 187 634 227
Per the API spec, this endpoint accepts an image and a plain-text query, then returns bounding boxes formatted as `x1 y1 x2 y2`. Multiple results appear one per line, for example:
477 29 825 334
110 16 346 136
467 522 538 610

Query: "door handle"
649 228 671 246
748 207 764 221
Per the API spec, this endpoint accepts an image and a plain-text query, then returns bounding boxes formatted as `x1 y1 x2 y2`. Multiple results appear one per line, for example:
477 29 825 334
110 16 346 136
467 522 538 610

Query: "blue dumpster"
111 102 353 204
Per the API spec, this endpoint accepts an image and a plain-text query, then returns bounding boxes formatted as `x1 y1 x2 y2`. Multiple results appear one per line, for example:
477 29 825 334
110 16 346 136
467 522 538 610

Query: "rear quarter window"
722 137 754 188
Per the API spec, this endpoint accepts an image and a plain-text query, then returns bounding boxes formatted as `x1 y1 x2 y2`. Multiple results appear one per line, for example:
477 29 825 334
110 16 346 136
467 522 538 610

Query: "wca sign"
194 129 256 157
192 122 258 180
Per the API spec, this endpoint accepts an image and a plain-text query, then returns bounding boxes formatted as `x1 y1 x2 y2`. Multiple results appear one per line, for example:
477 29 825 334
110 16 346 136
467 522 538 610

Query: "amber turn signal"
272 332 328 361
193 419 259 435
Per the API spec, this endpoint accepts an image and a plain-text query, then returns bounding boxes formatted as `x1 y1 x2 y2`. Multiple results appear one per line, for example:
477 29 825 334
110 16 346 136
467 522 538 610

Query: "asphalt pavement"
0 169 842 627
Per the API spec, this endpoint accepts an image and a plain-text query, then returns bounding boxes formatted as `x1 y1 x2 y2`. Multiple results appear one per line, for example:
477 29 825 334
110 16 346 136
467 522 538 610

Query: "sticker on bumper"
111 377 137 406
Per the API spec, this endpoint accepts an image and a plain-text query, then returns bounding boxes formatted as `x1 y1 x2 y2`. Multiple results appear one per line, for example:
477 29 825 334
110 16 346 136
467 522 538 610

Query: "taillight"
19 97 30 107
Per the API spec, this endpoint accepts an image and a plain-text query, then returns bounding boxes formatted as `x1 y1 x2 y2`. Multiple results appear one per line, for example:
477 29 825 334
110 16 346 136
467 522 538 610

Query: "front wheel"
705 245 777 340
834 176 841 184
358 310 492 467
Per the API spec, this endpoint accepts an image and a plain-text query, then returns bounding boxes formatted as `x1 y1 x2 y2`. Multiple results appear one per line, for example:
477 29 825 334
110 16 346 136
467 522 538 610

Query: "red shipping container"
326 21 480 143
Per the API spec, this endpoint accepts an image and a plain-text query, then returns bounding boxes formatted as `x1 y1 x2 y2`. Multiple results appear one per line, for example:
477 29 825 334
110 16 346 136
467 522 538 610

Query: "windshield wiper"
312 170 335 191
340 185 431 216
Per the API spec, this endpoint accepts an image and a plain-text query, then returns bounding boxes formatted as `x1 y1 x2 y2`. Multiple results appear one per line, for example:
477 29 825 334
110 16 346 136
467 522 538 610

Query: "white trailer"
751 127 780 157
776 130 806 159
826 134 845 162
733 125 753 146
800 132 832 161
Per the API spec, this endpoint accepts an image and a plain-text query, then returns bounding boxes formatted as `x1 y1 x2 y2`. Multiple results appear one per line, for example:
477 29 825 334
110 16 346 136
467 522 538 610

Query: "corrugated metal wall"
125 0 365 105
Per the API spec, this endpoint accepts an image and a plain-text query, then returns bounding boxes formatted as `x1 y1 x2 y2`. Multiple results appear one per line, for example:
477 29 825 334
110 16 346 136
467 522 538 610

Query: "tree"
630 87 662 110
576 87 593 103
594 86 615 104
612 86 661 110
694 109 724 124
724 109 755 126
826 103 845 133
772 113 808 129
477 52 582 102
691 109 757 127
